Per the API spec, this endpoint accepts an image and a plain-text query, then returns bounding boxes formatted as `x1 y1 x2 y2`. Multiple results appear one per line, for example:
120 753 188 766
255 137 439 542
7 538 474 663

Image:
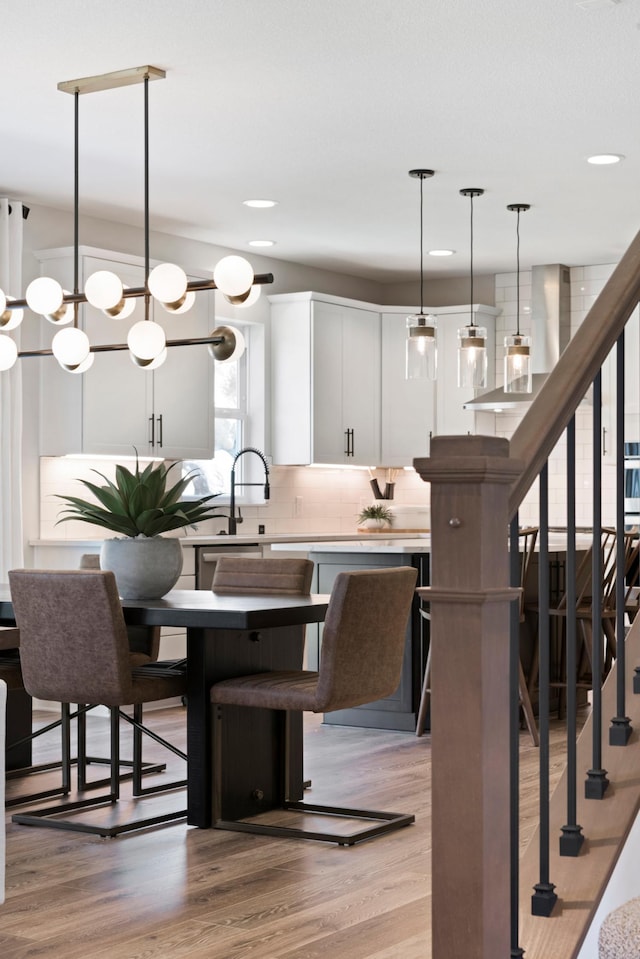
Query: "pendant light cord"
144 74 150 323
469 192 475 329
73 89 79 329
419 174 424 315
515 207 521 336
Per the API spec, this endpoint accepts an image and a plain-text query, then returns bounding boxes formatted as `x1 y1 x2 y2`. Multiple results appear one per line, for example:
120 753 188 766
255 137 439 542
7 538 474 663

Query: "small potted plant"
56 455 223 599
357 503 394 531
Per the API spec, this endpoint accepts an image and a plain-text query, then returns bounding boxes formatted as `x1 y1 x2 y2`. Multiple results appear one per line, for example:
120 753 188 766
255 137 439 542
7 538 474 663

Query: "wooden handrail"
509 228 640 515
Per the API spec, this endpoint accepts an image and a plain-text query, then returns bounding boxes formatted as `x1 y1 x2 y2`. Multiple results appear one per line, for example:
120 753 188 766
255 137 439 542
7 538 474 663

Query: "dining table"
0 585 330 829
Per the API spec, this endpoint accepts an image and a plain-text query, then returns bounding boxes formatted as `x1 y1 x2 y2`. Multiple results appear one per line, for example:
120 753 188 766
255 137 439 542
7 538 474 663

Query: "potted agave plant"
357 503 394 531
56 456 222 599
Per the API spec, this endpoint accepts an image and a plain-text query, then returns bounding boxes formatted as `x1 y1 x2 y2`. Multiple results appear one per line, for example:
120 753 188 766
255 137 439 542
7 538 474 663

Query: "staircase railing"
414 228 640 959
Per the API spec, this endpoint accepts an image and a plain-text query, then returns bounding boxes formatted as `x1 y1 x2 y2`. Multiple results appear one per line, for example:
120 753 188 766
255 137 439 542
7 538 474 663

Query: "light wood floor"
1 706 573 959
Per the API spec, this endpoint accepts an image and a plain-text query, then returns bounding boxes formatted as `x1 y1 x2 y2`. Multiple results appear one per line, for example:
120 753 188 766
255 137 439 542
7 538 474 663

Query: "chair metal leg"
518 660 539 747
415 644 432 737
122 706 187 798
11 704 187 838
212 705 415 846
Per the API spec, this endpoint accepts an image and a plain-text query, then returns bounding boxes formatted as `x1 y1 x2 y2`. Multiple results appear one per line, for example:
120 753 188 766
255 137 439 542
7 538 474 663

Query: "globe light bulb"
208 325 245 362
84 271 124 310
0 334 18 371
0 296 24 331
68 351 95 374
130 346 167 369
148 263 188 303
213 256 254 297
52 327 91 371
235 285 261 309
102 285 137 319
45 290 74 326
127 320 166 361
26 277 64 315
159 290 196 314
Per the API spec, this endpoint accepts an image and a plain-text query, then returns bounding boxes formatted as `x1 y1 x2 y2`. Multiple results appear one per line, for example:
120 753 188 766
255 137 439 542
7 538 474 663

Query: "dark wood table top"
0 585 330 631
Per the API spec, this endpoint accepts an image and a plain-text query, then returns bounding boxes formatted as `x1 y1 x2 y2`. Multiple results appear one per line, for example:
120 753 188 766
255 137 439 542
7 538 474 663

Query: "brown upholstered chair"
78 553 165 792
8 568 187 837
0 626 82 808
210 566 418 845
211 556 314 596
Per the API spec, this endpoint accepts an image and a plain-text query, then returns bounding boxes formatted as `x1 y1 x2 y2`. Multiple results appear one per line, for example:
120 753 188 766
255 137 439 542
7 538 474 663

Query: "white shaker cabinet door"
81 257 152 456
151 285 215 460
312 300 381 466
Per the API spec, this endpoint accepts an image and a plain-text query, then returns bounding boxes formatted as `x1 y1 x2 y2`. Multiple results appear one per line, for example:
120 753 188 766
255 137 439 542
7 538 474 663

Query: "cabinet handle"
603 426 607 456
149 415 155 447
157 414 163 449
344 428 354 457
350 428 354 457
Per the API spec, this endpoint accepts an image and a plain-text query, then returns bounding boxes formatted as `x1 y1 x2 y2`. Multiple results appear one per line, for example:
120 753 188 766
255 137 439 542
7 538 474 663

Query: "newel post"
414 435 522 959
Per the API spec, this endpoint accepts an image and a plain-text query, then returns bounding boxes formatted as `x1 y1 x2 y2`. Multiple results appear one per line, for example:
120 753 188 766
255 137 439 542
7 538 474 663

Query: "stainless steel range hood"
464 263 571 412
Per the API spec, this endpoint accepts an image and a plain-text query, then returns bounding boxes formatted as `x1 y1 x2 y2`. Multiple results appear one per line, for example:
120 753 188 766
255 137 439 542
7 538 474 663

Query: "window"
182 319 263 500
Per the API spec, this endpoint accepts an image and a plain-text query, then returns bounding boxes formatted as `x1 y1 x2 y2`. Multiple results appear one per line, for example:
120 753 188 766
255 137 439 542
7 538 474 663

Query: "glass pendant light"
457 188 487 389
504 203 532 394
405 169 437 380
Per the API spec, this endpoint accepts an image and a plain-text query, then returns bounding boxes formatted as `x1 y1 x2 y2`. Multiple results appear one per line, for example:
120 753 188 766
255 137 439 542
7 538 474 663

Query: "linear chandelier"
0 65 274 373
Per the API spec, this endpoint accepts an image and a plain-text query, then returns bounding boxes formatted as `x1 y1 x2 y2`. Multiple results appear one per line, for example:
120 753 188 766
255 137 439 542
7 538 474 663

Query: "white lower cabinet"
38 246 215 459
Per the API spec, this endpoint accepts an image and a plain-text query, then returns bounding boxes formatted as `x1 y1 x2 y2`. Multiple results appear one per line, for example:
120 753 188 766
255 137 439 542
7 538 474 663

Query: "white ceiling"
4 0 640 284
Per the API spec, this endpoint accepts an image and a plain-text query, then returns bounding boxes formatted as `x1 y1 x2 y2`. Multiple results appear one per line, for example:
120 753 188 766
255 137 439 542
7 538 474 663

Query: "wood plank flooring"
1 706 568 959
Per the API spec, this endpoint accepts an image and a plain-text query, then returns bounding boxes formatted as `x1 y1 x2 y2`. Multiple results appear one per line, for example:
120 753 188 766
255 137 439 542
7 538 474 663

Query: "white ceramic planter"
357 518 391 530
100 536 183 600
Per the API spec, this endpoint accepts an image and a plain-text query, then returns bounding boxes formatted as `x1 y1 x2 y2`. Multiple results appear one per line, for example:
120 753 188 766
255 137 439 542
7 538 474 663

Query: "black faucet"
228 447 270 535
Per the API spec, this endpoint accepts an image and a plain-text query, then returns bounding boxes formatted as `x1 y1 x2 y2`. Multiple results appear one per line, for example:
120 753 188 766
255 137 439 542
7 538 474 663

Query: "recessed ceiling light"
243 199 278 208
428 249 455 256
587 154 625 165
248 239 275 247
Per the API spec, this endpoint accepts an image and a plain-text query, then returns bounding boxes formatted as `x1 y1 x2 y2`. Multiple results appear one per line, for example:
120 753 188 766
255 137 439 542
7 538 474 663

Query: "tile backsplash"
40 457 430 541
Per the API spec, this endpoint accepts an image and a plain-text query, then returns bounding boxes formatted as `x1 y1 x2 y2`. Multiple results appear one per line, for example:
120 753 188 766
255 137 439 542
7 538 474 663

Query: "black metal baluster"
532 464 558 914
611 332 632 745
509 515 525 956
586 371 609 796
560 416 585 855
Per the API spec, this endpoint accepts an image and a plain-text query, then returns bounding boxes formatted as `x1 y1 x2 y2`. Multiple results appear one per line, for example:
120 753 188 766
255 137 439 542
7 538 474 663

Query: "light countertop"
29 531 430 549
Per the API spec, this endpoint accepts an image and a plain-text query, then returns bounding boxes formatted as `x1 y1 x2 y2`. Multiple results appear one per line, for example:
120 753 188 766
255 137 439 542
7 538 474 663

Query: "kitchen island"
273 539 431 731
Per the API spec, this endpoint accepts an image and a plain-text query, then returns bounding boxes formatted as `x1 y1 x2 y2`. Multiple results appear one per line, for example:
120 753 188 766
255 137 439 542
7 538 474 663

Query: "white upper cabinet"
270 292 498 469
270 292 381 465
38 246 215 459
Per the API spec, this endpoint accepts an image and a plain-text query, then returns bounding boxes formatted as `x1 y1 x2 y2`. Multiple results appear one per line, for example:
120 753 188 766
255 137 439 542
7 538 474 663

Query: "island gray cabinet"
308 550 429 732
